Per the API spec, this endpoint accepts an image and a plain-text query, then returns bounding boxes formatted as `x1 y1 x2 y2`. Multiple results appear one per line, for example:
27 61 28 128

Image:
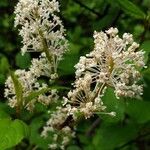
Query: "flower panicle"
63 27 145 121
6 1 147 148
14 0 68 72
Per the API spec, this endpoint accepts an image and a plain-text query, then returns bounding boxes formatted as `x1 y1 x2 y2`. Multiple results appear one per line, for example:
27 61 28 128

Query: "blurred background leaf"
116 0 146 19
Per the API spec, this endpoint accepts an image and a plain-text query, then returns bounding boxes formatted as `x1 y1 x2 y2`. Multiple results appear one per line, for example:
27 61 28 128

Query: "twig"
110 10 122 27
73 0 108 18
86 118 101 137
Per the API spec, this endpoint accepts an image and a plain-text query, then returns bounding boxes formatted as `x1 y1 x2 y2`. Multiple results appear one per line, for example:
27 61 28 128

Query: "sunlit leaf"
0 119 30 150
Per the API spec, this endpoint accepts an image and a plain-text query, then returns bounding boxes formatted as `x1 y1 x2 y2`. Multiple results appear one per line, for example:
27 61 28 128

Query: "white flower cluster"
5 0 71 148
5 0 146 148
4 67 58 111
5 0 69 111
61 27 145 120
41 107 75 150
14 0 68 71
75 27 145 99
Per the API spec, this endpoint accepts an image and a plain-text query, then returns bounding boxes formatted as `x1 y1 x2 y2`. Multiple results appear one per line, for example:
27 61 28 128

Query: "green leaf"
93 123 138 150
15 52 31 69
141 40 150 53
11 119 30 138
10 72 23 108
101 88 125 122
0 119 30 150
140 41 150 64
58 43 80 75
0 56 9 73
24 88 51 104
126 100 150 123
116 0 146 19
29 116 51 149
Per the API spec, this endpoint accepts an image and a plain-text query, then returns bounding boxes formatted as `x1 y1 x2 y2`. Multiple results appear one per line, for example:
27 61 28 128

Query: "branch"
86 118 101 137
73 0 109 18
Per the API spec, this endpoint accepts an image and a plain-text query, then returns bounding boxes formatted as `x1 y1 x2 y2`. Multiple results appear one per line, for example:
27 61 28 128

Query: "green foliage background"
0 0 150 149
